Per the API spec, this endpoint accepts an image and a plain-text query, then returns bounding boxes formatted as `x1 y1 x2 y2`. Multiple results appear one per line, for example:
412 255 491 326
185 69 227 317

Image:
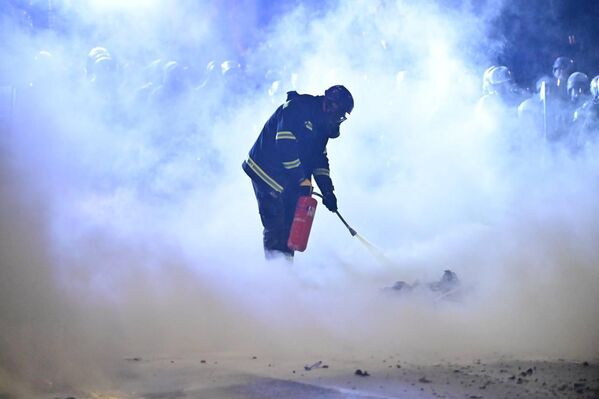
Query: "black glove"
322 191 338 212
299 185 313 197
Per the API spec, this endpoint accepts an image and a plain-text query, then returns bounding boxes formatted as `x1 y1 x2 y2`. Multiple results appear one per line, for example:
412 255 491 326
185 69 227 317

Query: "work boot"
264 248 294 263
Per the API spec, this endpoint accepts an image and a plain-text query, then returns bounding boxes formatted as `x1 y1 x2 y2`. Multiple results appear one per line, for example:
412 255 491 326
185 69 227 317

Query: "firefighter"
243 85 354 259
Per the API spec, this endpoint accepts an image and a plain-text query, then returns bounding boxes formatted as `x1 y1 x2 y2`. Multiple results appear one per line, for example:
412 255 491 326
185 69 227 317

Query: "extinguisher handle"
313 192 357 237
299 185 313 197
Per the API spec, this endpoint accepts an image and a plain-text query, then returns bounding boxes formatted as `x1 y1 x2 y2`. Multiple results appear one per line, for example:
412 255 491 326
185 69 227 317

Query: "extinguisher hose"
313 192 357 237
312 191 393 265
312 192 395 266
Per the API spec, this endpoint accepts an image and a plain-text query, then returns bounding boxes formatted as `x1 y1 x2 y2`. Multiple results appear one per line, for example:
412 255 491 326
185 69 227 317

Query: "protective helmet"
590 75 599 99
220 60 245 87
88 46 110 60
553 56 574 73
206 60 217 73
324 85 354 120
567 72 589 92
323 85 353 138
482 65 498 94
553 57 574 83
162 60 188 89
488 66 512 86
86 46 111 80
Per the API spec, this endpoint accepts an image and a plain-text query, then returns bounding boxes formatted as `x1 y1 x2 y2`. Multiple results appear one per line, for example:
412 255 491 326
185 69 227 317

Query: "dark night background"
4 0 599 89
489 0 599 87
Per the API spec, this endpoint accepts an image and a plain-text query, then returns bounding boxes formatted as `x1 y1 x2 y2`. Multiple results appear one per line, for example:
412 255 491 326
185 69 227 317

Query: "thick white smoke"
1 0 598 396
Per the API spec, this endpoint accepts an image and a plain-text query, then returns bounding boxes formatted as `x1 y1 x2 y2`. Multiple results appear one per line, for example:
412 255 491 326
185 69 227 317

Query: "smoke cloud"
1 0 598 396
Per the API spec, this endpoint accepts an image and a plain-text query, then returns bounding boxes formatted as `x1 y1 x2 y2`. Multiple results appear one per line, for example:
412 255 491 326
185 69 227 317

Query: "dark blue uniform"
243 91 335 258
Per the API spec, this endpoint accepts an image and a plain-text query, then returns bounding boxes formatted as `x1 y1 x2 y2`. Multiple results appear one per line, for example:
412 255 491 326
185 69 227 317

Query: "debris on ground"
428 270 460 293
387 269 462 300
355 369 370 377
390 280 413 292
520 368 533 377
304 361 322 371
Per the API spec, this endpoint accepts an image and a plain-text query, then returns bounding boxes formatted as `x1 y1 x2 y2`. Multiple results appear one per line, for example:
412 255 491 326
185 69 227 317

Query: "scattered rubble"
304 361 322 371
355 369 370 377
387 270 462 300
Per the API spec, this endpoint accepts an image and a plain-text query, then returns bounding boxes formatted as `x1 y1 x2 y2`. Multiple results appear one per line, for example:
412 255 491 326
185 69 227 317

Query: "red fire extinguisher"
287 194 318 252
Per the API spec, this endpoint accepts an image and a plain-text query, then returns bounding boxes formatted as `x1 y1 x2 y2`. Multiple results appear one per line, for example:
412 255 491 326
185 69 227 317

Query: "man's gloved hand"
322 191 338 212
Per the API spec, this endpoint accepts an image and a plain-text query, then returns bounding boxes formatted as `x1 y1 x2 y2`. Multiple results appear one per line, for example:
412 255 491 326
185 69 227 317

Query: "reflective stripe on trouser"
245 157 284 193
251 179 299 258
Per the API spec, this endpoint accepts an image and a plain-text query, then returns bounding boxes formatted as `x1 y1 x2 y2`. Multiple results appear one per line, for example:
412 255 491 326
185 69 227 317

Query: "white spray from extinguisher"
314 193 393 266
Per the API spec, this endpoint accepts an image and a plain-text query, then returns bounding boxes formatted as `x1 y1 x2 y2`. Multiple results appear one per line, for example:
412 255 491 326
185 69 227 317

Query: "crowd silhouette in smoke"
1 1 599 398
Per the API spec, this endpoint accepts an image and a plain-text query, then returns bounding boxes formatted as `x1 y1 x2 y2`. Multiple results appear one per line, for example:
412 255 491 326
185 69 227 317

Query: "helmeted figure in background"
552 56 575 101
572 75 599 150
566 72 590 109
84 46 122 106
518 76 552 142
481 65 498 95
518 72 576 144
553 72 590 150
476 66 524 149
150 60 192 105
86 46 111 81
243 85 354 259
131 58 164 108
476 66 524 113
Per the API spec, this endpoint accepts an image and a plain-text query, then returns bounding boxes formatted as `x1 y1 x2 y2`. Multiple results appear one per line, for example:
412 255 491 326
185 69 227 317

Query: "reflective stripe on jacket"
243 91 334 194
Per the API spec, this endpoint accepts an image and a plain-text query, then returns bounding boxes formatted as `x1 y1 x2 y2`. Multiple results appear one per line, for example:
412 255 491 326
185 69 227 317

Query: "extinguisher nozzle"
334 210 357 237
